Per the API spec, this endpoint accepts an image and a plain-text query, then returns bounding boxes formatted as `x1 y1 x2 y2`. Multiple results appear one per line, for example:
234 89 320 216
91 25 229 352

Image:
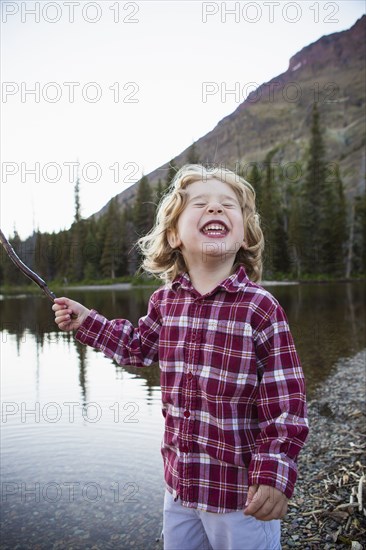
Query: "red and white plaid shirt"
75 266 308 513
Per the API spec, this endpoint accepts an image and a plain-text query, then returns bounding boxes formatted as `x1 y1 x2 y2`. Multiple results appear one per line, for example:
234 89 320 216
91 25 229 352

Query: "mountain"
95 15 366 218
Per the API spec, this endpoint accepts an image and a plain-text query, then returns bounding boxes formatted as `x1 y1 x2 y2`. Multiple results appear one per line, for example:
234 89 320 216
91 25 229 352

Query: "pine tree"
83 219 102 280
321 164 348 276
47 232 60 280
70 221 85 281
123 205 139 276
54 230 71 283
246 162 263 213
259 154 280 277
100 198 123 279
272 211 290 274
352 191 366 275
347 163 365 277
74 174 81 223
133 175 155 237
70 175 84 280
288 186 303 278
131 176 155 275
34 231 49 279
1 230 25 285
301 102 328 275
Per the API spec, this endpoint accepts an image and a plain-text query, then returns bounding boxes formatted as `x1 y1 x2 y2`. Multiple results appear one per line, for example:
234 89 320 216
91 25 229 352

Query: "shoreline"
3 278 365 296
44 278 366 290
62 281 300 290
282 349 366 549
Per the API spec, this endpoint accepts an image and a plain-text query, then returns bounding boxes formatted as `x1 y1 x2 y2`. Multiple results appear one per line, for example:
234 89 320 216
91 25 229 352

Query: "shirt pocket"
203 319 253 365
201 320 257 398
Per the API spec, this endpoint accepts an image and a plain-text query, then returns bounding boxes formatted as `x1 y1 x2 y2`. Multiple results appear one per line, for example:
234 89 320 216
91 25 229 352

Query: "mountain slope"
95 15 365 218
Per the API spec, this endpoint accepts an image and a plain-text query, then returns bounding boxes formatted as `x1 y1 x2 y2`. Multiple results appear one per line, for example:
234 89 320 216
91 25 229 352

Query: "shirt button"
187 372 193 380
184 410 190 418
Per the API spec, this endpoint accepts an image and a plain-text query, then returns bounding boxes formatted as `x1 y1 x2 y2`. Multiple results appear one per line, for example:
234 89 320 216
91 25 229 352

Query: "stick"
0 229 56 302
357 475 364 512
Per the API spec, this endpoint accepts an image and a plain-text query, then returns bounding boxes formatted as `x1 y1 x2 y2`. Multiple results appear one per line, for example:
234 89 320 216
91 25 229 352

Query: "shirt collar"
171 265 249 295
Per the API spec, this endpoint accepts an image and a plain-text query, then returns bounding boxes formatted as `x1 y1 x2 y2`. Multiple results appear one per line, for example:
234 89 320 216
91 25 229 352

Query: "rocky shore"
282 349 366 549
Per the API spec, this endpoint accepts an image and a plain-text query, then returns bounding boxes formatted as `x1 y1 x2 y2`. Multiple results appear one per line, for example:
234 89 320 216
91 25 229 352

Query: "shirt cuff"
248 454 297 499
75 309 107 348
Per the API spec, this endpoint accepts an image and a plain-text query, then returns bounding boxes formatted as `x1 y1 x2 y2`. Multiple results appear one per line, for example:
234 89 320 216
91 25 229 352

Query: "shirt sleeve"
74 292 162 367
249 302 309 499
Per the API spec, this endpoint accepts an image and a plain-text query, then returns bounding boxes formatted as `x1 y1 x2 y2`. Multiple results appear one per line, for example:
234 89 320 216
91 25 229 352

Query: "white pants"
163 490 281 550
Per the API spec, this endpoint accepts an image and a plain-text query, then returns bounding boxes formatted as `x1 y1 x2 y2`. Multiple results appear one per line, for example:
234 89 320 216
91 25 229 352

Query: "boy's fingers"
55 307 72 314
245 486 288 520
54 296 69 303
56 315 70 324
52 298 70 311
244 485 263 513
53 297 71 307
253 500 287 521
246 498 273 519
244 499 264 515
245 484 258 504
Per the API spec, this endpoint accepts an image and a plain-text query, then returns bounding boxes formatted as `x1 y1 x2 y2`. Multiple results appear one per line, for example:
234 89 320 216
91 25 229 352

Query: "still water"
1 282 365 549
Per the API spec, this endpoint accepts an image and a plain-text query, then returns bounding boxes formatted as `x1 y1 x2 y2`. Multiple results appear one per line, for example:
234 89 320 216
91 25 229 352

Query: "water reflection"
1 282 365 398
269 282 365 394
0 289 162 407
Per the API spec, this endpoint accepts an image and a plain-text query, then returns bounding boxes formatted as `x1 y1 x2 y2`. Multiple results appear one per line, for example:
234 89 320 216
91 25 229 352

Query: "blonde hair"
137 164 264 283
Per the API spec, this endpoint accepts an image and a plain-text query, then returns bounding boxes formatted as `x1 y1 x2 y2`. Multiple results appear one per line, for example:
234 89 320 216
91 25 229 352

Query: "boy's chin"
200 250 237 263
200 241 242 255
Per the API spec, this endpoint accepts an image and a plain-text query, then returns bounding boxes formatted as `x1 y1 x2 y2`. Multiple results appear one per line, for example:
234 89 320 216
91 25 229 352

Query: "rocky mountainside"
95 15 365 218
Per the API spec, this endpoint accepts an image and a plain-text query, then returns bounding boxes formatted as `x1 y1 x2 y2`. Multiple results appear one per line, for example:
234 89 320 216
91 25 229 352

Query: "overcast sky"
1 0 365 239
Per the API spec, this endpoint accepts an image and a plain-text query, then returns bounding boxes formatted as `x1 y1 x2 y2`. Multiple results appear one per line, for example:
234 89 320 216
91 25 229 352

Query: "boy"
53 164 308 550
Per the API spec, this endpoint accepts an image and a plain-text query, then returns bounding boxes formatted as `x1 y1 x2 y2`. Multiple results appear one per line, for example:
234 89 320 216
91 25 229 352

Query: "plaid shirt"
75 266 308 513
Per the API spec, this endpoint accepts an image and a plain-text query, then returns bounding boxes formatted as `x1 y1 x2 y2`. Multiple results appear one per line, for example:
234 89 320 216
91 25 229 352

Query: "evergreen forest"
1 104 365 287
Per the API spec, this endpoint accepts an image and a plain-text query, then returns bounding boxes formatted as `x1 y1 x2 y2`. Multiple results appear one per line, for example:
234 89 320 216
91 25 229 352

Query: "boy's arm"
248 303 309 504
54 293 161 368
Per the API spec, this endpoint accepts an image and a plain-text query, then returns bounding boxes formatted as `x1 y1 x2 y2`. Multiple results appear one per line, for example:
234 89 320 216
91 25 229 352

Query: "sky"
1 0 365 239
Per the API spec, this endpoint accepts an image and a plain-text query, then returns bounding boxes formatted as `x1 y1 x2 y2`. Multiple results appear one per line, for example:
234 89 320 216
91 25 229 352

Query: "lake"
1 281 365 549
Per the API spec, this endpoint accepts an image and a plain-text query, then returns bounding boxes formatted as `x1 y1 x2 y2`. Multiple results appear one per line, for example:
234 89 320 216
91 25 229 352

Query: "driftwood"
0 228 56 301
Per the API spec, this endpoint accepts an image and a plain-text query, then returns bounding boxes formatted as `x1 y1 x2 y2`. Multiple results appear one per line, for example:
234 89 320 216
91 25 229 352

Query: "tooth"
204 223 225 231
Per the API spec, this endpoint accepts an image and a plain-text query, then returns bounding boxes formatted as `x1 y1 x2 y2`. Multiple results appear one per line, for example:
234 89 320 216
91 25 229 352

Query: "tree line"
1 104 365 286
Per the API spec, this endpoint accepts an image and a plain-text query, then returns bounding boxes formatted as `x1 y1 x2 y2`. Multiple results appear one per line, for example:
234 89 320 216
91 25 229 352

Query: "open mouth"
200 222 229 237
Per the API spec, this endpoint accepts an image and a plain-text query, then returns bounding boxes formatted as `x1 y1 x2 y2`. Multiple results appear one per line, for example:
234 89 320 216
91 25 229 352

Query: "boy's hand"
244 484 288 521
52 297 90 332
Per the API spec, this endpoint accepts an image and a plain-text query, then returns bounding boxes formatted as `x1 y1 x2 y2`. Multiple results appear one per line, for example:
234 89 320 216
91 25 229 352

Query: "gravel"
282 349 366 549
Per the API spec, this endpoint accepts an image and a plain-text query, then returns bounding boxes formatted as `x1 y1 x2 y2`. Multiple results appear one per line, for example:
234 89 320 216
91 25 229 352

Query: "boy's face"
168 178 246 267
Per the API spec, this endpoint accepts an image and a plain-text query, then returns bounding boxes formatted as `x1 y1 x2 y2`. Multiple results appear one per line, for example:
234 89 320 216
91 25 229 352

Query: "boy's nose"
207 203 223 213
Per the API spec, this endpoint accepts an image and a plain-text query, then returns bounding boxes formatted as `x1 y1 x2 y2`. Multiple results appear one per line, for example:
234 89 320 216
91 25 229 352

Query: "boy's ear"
167 228 182 249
